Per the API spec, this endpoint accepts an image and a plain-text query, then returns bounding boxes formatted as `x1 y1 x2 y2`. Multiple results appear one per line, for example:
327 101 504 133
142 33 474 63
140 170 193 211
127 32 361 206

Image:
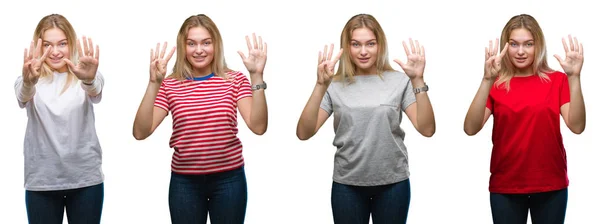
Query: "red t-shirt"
486 71 570 194
154 71 252 174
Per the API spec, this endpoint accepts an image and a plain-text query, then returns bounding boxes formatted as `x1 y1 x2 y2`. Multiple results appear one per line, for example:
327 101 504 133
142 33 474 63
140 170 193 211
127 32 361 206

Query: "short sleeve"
154 81 170 113
559 73 570 106
236 73 252 101
320 88 333 115
401 79 416 111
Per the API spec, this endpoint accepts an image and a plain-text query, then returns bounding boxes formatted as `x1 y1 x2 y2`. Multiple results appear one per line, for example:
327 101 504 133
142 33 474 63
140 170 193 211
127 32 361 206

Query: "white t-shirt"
14 71 105 191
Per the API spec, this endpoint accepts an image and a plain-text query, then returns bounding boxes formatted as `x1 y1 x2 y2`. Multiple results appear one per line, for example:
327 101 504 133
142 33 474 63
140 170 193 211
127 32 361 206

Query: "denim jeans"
490 188 568 224
331 178 411 224
169 166 247 224
25 182 104 224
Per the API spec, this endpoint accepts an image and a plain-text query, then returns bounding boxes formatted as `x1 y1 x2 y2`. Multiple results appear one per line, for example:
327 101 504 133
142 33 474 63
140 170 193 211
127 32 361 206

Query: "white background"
1 0 598 223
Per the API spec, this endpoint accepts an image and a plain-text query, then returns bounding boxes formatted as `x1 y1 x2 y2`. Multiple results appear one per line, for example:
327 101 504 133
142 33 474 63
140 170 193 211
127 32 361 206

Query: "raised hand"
554 35 583 77
394 38 426 80
317 44 343 87
22 39 52 87
149 42 176 83
64 36 99 83
238 33 267 77
483 38 508 81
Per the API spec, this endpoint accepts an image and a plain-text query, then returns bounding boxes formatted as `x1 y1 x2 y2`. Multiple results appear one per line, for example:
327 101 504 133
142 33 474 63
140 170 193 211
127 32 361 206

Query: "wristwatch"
413 84 429 94
251 81 267 91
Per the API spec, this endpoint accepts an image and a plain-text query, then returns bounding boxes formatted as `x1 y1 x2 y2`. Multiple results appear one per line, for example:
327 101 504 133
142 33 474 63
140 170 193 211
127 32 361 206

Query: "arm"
238 73 268 135
296 44 341 140
463 38 507 135
296 84 331 140
463 79 494 135
14 77 36 106
555 35 586 134
80 71 104 97
404 77 435 137
132 41 175 140
132 82 168 140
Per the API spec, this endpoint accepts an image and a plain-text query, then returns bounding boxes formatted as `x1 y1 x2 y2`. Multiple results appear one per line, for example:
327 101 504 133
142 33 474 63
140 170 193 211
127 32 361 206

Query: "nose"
360 46 367 55
195 45 205 55
517 45 525 55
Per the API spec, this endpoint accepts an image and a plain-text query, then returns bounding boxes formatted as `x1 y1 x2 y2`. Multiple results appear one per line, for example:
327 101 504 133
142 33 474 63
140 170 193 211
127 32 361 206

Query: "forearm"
296 84 328 140
133 82 160 139
410 78 435 137
464 79 493 135
15 79 36 103
248 75 268 134
567 76 586 133
80 73 104 97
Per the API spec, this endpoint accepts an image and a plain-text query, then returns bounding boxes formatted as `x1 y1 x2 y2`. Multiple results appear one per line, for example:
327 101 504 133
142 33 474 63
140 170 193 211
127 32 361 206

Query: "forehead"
187 26 211 40
351 27 376 41
509 28 533 41
42 28 67 42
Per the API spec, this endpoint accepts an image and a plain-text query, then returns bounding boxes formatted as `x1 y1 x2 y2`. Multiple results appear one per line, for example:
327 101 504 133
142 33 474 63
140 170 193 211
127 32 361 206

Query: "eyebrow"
187 38 212 42
351 39 377 43
509 39 534 42
42 39 68 43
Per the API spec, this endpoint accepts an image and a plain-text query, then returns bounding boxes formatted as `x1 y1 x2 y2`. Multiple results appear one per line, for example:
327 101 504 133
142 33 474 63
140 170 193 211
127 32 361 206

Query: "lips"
48 57 63 63
515 58 527 63
358 58 370 63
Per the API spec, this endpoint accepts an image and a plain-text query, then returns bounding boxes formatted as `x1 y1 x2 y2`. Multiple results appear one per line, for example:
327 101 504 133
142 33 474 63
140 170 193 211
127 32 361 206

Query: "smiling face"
42 27 70 73
185 26 214 76
507 28 535 75
349 27 378 75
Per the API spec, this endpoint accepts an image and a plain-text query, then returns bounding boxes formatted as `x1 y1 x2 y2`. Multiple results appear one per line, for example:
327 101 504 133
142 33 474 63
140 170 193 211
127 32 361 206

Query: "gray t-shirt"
320 71 416 186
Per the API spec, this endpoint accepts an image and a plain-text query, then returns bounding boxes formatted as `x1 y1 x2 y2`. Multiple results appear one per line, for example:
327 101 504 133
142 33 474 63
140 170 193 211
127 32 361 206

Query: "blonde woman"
133 14 268 224
15 14 105 224
296 14 436 223
464 14 586 224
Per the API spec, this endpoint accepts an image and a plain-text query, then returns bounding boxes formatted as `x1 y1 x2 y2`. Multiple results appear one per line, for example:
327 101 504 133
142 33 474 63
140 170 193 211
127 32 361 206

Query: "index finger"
160 41 167 59
34 39 42 58
245 35 252 52
39 45 52 61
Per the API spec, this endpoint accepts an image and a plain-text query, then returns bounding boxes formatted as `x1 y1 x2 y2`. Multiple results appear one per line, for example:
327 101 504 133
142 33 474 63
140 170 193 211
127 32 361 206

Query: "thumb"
553 54 563 64
393 59 406 68
237 51 246 60
64 59 76 70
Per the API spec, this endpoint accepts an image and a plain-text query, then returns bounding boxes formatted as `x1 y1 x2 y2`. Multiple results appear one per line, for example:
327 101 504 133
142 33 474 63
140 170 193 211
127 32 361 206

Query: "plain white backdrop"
1 0 598 223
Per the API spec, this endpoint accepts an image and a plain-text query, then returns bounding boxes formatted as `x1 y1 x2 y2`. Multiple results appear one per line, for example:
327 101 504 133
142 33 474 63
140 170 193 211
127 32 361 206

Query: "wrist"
82 78 95 85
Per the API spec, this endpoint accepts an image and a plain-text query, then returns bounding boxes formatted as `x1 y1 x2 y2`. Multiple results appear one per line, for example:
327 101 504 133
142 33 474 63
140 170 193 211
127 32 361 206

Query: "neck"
356 67 377 76
514 66 534 77
192 67 213 77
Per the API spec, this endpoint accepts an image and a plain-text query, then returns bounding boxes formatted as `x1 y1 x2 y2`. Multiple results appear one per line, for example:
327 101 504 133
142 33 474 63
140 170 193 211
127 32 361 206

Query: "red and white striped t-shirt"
154 71 252 174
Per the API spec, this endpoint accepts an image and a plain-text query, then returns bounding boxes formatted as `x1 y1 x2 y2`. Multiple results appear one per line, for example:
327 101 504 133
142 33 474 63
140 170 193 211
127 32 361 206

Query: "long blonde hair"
168 14 231 81
335 14 395 83
496 14 553 91
33 14 78 94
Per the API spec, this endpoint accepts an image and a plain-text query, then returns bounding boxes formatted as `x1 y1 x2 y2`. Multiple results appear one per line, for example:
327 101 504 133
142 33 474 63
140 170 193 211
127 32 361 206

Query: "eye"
368 42 376 46
187 42 195 46
203 41 211 45
526 42 534 47
510 43 518 47
351 43 359 47
43 43 51 47
60 42 67 46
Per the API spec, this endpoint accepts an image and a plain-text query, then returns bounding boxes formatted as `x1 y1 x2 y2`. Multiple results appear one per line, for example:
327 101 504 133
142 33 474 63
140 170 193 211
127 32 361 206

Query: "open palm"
316 44 343 86
238 33 267 76
22 39 52 86
149 42 176 83
64 36 99 83
554 35 583 77
394 38 426 79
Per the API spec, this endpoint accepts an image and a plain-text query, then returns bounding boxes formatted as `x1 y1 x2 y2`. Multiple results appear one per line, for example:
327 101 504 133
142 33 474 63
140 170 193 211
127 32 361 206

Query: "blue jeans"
331 179 411 224
169 166 247 224
25 183 104 224
490 188 568 224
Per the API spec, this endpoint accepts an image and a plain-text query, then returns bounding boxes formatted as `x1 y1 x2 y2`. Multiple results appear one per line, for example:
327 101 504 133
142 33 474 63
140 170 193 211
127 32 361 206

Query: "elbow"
296 129 313 141
570 125 585 135
463 127 478 136
420 127 435 138
251 127 267 136
133 129 149 140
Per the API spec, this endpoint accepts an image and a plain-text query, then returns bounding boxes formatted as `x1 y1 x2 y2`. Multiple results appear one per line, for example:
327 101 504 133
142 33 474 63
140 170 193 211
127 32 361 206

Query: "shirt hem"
25 178 104 191
333 174 409 187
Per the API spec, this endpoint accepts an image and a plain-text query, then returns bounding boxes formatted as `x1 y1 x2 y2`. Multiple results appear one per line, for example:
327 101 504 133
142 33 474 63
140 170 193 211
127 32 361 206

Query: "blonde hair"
168 14 231 81
335 14 395 83
496 14 553 91
33 14 78 94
